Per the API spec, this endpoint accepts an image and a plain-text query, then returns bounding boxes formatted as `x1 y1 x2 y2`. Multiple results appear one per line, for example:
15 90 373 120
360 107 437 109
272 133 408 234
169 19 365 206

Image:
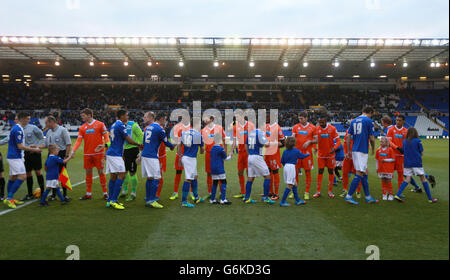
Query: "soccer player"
22 114 45 201
141 112 174 209
279 136 310 207
178 123 204 208
344 106 379 205
334 138 345 185
291 111 316 200
70 108 110 200
313 114 341 198
105 110 141 210
3 112 41 209
120 116 143 201
209 133 232 205
244 127 275 204
375 136 396 200
169 116 191 200
341 124 362 198
201 115 227 199
231 113 255 198
264 114 285 200
39 144 71 206
0 115 17 200
395 127 437 203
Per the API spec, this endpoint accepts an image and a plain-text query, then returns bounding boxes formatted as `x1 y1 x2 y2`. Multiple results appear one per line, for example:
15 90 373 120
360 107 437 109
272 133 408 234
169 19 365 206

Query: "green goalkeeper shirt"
124 121 143 149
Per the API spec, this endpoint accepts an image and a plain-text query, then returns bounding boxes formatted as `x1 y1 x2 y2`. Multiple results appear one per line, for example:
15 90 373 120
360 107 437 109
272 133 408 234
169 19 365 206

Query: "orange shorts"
237 151 248 171
318 157 336 169
265 155 281 170
205 152 211 173
343 157 356 174
394 156 404 173
295 154 313 170
159 156 166 173
84 154 105 170
174 154 184 170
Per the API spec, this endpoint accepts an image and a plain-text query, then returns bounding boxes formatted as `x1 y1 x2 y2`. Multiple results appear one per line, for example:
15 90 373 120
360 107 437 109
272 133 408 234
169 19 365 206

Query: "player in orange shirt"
291 111 317 200
313 114 341 198
375 136 396 201
264 115 285 200
386 115 408 191
69 108 110 200
201 115 227 199
169 116 191 200
231 113 255 198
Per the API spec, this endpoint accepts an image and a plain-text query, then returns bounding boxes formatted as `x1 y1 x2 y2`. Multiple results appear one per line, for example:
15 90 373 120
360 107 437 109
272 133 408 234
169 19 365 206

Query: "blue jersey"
403 138 423 168
246 129 268 156
7 124 24 159
382 125 392 136
45 155 64 180
180 129 203 158
334 139 345 161
106 120 128 157
210 145 227 175
142 123 174 159
281 148 309 165
348 115 374 154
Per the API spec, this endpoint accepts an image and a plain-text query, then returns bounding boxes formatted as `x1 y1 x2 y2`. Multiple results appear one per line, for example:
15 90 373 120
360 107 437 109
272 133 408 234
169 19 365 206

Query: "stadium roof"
0 37 448 80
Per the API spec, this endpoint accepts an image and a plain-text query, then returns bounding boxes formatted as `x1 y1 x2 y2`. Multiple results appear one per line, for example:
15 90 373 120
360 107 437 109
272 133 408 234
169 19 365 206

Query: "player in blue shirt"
141 113 175 209
40 144 71 206
395 127 437 203
3 112 41 209
105 110 141 210
177 124 204 208
210 133 232 205
334 139 345 185
244 128 275 204
280 136 310 206
345 106 378 205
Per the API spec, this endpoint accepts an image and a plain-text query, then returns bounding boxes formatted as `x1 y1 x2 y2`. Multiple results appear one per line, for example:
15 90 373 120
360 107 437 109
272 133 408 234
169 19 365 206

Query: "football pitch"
0 139 448 260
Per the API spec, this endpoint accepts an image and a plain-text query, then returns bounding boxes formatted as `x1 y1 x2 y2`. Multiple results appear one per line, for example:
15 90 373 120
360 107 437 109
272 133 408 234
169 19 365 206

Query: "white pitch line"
0 176 99 216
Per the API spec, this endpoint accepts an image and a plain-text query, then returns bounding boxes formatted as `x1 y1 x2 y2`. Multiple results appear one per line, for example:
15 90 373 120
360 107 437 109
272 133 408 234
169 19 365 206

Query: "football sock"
150 179 159 201
26 176 33 196
263 179 271 198
244 181 253 201
211 181 218 201
346 174 362 198
6 180 13 195
328 174 334 192
86 173 93 194
145 179 152 202
281 187 290 204
156 177 163 198
422 181 432 200
55 188 65 201
410 177 420 189
387 182 393 194
269 173 274 194
396 181 409 197
381 181 387 195
41 189 50 203
130 174 138 194
207 175 212 194
239 175 245 194
108 179 116 202
174 173 182 193
220 181 227 201
273 172 280 195
181 181 190 203
114 179 124 202
361 174 371 197
191 179 199 198
317 173 323 193
292 186 300 202
37 174 44 194
10 179 24 198
122 173 130 193
99 174 107 193
397 172 404 190
0 177 5 198
305 172 311 193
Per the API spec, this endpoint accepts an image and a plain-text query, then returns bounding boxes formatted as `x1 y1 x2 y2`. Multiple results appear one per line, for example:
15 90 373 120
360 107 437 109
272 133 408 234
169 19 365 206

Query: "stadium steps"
408 93 448 133
414 115 444 136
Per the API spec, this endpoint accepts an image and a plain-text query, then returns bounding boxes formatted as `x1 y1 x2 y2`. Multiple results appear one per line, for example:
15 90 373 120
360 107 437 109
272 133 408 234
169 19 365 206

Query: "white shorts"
46 179 59 188
283 163 297 185
182 156 198 181
404 167 425 177
248 155 270 178
378 173 393 179
105 156 126 174
7 158 26 176
336 161 343 168
141 157 161 179
352 152 368 173
212 174 226 180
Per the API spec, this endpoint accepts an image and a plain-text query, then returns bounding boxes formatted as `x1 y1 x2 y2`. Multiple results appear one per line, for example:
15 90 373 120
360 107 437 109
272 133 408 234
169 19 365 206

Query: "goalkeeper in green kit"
120 118 143 201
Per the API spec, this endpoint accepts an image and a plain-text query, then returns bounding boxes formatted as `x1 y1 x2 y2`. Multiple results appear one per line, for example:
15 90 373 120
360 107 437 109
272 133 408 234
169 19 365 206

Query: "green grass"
0 139 448 260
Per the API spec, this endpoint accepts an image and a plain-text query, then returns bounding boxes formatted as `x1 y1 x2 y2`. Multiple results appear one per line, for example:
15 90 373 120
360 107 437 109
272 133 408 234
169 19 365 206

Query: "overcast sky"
0 0 448 38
